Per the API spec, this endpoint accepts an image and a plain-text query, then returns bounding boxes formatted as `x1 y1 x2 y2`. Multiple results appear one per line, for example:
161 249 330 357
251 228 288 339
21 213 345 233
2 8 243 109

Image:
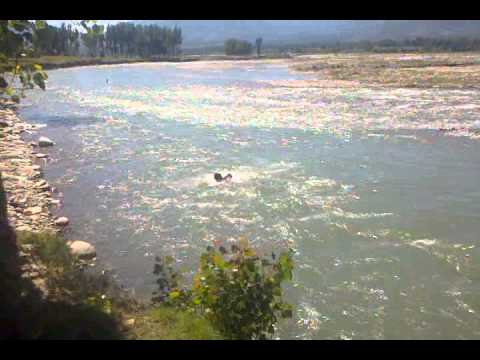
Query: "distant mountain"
135 20 480 48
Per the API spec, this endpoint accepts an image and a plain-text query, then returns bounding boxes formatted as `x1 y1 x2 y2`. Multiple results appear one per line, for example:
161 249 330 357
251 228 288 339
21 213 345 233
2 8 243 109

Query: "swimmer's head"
214 173 223 182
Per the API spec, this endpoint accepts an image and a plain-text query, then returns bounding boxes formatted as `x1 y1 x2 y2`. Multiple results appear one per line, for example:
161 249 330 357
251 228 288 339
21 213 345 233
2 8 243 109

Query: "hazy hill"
136 20 480 48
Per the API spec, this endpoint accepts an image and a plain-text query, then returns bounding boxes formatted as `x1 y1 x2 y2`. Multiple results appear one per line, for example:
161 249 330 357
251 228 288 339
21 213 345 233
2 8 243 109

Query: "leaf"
169 291 180 300
33 72 46 90
33 64 43 71
6 87 13 96
35 20 47 29
278 253 293 281
212 253 225 269
244 248 256 258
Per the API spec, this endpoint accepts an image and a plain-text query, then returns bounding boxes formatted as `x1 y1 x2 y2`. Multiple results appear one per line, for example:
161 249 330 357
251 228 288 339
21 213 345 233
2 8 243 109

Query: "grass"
130 307 223 340
17 231 72 267
3 231 222 339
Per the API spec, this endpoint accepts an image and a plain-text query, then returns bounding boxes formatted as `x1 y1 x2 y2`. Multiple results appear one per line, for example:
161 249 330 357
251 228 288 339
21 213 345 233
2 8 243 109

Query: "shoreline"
0 102 104 296
0 103 61 234
18 54 293 71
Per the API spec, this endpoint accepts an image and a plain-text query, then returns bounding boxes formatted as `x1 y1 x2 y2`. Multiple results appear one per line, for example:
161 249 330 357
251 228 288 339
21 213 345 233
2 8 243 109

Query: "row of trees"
283 37 480 54
224 38 263 56
104 23 182 57
1 21 183 58
34 23 81 56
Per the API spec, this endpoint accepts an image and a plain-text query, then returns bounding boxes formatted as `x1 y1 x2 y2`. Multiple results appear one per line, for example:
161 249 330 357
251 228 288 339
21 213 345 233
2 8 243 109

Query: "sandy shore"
0 103 63 233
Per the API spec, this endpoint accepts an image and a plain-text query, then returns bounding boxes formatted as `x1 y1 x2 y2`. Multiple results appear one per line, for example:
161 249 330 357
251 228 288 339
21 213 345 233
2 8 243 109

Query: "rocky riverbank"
0 102 100 295
0 104 64 233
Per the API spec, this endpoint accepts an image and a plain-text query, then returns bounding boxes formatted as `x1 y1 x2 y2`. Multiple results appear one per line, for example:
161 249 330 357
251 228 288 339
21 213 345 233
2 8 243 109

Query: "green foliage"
16 231 130 312
132 307 223 340
11 231 136 339
152 238 294 340
104 23 182 58
0 20 56 104
224 38 254 56
152 255 184 304
17 231 71 268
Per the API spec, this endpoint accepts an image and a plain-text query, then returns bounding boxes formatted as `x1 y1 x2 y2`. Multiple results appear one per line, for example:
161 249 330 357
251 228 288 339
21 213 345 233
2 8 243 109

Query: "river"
19 60 480 339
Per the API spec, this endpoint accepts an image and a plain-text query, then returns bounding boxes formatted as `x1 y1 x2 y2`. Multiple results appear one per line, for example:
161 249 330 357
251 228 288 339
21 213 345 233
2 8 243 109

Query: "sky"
47 20 125 27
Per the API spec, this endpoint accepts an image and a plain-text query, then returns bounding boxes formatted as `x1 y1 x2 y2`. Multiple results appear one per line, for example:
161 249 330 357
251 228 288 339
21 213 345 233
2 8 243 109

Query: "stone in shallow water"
38 136 54 147
67 240 96 260
35 153 48 159
55 217 69 226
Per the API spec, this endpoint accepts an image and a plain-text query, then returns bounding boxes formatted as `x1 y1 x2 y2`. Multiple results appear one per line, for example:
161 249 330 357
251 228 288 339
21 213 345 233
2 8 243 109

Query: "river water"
19 60 480 339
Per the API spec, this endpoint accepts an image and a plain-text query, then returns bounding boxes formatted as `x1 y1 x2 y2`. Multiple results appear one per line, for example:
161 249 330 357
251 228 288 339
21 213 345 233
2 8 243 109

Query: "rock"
55 217 69 226
24 206 43 215
68 240 96 260
38 136 54 147
35 153 48 159
30 214 42 222
36 180 47 188
0 120 11 127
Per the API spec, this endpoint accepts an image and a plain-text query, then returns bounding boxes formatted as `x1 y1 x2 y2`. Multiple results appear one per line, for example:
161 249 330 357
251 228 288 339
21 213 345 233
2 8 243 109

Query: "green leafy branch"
0 20 95 104
152 238 295 340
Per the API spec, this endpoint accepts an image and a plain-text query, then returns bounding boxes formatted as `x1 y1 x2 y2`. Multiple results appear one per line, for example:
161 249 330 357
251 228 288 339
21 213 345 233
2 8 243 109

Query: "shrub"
153 238 294 340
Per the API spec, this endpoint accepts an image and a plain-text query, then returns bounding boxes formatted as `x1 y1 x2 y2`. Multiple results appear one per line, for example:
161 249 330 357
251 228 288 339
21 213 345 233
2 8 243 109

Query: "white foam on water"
409 239 437 248
331 208 394 220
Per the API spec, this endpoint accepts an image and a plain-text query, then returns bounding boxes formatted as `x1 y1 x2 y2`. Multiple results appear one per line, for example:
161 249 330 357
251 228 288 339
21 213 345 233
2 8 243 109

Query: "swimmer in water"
214 173 233 183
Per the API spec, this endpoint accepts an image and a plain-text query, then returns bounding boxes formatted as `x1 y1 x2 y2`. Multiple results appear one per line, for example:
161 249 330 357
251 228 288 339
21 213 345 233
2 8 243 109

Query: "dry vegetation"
290 52 480 89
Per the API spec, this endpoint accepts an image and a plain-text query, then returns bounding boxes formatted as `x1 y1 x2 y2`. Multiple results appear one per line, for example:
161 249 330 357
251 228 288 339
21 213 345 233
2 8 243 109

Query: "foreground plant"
1 20 95 104
153 238 294 340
